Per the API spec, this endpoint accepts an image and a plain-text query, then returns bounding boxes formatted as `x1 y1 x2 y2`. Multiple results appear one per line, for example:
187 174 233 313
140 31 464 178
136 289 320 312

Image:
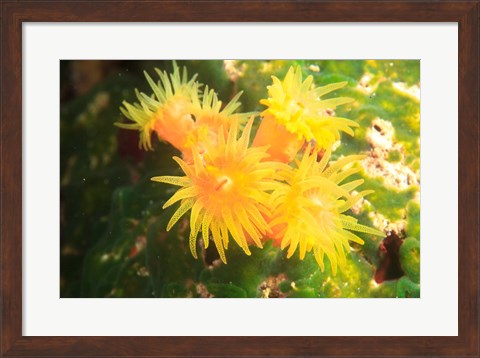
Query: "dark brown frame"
1 1 478 357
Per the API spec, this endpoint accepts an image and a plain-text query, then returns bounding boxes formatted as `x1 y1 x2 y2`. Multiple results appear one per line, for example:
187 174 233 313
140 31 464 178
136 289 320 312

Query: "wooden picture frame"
1 1 478 356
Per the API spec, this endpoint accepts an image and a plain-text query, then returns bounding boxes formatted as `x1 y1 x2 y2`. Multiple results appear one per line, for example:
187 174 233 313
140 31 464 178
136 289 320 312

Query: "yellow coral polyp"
116 62 199 151
181 86 249 162
191 86 248 132
269 147 384 274
260 66 358 151
151 117 284 263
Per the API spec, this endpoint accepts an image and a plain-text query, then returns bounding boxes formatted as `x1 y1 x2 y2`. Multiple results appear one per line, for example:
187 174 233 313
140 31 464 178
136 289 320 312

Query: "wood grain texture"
1 1 478 357
1 0 478 22
1 1 24 355
457 1 479 355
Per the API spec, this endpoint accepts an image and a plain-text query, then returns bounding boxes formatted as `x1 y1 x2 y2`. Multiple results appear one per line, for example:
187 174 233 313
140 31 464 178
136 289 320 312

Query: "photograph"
60 59 420 298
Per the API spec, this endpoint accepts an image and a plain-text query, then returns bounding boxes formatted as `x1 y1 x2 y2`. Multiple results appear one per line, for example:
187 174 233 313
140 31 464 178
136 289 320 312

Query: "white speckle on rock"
196 283 214 298
223 60 246 81
362 118 419 190
356 73 387 95
366 118 394 151
393 82 420 101
369 210 406 234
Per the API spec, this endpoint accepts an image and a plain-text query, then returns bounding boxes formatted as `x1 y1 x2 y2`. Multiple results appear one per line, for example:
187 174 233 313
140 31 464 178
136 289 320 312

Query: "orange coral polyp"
152 95 195 152
195 168 245 212
116 62 199 151
151 117 285 264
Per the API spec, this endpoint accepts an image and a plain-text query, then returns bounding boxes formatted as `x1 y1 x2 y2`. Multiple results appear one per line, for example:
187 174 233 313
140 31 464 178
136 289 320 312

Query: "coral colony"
116 62 384 275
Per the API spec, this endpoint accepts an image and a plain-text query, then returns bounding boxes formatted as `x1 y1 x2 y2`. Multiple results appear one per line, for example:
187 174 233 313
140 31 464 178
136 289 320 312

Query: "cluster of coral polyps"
116 63 384 275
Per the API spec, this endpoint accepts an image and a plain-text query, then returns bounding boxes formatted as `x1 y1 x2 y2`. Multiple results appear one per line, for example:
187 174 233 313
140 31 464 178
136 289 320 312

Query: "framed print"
58 58 421 300
1 1 478 357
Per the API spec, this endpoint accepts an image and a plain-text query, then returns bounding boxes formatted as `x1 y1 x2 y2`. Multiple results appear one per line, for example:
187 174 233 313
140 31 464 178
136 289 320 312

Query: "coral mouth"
215 176 232 191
